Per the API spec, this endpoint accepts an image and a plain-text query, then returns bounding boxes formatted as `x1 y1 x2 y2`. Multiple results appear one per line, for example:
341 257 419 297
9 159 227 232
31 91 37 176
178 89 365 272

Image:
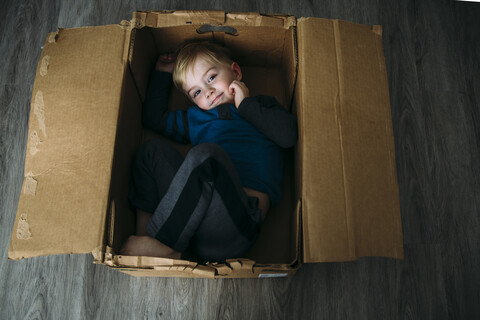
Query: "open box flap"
297 18 404 263
131 10 295 29
8 25 131 260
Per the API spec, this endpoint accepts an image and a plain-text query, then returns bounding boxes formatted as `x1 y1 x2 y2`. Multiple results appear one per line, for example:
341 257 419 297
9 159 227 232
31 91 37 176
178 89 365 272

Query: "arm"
237 95 298 148
142 56 190 144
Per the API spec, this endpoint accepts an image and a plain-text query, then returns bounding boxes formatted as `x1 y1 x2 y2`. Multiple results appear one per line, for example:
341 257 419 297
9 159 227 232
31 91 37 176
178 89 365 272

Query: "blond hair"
173 41 233 91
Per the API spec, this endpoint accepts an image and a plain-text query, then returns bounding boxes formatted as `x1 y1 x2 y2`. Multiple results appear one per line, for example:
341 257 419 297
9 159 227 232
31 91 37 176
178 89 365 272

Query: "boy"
120 42 297 262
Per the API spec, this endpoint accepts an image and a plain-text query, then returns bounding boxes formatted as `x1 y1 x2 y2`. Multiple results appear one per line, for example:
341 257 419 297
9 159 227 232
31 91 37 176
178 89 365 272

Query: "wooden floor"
1 0 479 319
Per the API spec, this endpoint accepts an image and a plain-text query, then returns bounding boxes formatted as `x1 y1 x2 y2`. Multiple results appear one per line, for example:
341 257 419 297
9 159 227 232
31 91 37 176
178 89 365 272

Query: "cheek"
197 98 209 110
221 82 232 94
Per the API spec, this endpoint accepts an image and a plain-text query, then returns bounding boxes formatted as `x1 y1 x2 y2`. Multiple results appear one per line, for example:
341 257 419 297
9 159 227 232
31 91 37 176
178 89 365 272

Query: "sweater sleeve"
142 70 190 144
237 95 298 148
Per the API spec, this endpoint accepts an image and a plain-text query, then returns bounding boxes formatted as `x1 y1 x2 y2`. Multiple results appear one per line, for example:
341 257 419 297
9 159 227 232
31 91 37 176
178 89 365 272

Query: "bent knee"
186 143 228 163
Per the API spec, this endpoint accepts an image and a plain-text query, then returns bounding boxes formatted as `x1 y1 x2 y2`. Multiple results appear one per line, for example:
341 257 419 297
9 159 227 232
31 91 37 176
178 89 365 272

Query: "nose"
205 86 215 98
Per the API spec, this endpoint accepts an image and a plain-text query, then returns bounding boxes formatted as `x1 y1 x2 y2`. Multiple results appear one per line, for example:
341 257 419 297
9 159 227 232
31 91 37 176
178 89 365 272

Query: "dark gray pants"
129 139 262 261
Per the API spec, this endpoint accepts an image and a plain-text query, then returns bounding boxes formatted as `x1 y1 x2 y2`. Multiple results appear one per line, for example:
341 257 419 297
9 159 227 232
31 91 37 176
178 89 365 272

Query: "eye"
208 74 216 83
192 89 201 99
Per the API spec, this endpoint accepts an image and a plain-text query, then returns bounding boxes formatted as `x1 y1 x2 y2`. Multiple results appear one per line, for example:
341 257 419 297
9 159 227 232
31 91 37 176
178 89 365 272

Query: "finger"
229 83 237 94
159 53 174 62
233 81 246 91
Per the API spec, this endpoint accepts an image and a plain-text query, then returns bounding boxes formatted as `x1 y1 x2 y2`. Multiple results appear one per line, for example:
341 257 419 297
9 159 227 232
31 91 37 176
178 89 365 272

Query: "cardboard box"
8 10 404 278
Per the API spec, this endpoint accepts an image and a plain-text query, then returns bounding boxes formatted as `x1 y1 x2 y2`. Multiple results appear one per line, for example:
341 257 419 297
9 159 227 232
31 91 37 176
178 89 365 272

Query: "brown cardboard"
8 10 403 278
8 25 132 259
296 18 404 262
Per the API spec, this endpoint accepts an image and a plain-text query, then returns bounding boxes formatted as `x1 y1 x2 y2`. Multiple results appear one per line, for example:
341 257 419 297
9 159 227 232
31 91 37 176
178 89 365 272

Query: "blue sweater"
143 71 297 205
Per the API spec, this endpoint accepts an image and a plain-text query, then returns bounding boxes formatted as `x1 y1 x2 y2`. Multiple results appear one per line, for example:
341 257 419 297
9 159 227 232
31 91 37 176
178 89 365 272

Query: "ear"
231 62 242 80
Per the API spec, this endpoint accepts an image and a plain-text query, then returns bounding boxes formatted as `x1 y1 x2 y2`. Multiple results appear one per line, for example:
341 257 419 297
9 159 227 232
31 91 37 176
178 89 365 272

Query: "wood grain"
1 0 479 319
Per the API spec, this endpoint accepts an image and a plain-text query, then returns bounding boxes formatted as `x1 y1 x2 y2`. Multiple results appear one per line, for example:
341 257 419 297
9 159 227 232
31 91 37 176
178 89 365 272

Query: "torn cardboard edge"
8 24 132 260
110 254 298 278
95 197 303 278
94 243 299 278
130 10 296 29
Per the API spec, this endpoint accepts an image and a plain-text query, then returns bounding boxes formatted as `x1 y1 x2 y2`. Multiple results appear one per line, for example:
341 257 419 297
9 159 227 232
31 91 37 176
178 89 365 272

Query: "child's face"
183 56 241 111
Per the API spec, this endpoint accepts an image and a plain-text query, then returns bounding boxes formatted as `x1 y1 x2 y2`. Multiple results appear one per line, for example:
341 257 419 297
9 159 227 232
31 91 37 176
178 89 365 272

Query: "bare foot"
120 235 181 259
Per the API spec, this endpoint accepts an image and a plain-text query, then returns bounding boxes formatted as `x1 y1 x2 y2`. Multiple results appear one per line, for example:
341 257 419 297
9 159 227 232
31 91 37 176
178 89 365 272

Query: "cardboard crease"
333 20 355 259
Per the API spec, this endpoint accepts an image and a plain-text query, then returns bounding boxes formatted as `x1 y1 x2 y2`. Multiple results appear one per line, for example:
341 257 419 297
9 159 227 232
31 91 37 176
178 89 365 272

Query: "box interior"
108 23 300 265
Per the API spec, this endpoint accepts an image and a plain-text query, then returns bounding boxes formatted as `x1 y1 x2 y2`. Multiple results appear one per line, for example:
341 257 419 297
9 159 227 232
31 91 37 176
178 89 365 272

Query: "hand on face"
229 80 249 108
156 53 176 73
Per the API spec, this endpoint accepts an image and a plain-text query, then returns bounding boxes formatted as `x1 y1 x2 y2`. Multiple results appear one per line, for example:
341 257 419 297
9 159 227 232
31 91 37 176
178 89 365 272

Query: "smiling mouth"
211 93 223 106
